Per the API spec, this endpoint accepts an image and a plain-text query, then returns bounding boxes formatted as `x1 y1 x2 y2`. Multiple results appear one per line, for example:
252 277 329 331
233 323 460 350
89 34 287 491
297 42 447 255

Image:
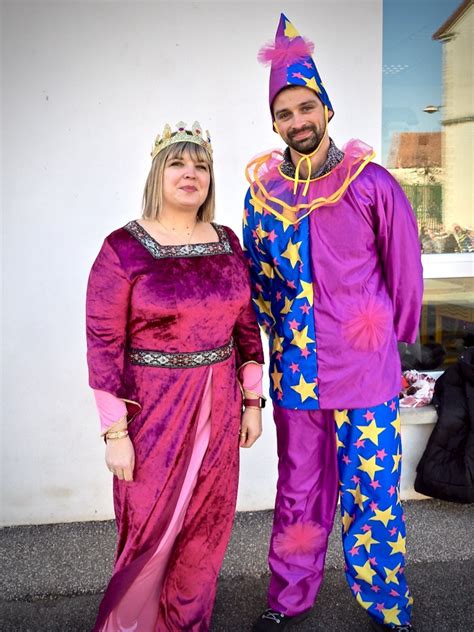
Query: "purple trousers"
268 402 412 627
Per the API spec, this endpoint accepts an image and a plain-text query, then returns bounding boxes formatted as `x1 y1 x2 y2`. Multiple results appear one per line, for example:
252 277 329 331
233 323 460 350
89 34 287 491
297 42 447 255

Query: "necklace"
156 217 199 245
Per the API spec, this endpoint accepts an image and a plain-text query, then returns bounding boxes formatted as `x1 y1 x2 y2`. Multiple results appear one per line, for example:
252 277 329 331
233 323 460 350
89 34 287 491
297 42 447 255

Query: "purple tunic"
86 222 263 631
244 140 423 409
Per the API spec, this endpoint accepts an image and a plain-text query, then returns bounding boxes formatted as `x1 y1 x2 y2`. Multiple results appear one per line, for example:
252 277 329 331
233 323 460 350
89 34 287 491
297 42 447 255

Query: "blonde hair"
142 141 215 222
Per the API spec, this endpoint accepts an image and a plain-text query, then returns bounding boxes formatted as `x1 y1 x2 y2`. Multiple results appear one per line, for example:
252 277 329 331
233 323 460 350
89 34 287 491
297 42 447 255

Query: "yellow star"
382 605 401 626
283 20 300 39
304 76 322 94
272 335 284 353
392 448 402 473
388 532 406 556
259 262 274 279
280 296 294 315
336 436 345 450
280 216 293 232
243 211 249 228
357 455 384 481
296 280 313 305
271 367 283 392
255 222 269 241
253 295 274 321
334 409 351 429
356 592 373 610
356 419 385 447
353 529 380 553
341 510 354 534
370 506 396 528
291 375 318 402
281 239 302 268
290 325 315 350
391 412 401 438
347 483 369 511
353 559 377 585
384 563 402 585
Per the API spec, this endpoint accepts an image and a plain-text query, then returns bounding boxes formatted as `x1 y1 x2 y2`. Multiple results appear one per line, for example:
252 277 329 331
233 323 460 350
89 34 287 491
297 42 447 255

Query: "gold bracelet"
105 429 129 441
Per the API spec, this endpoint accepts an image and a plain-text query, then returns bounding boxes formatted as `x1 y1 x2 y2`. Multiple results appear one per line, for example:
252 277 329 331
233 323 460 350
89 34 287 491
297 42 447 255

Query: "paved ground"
1 500 473 631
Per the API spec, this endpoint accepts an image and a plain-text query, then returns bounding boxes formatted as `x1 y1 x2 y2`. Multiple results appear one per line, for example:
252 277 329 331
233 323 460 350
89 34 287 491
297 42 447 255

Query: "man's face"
272 86 326 154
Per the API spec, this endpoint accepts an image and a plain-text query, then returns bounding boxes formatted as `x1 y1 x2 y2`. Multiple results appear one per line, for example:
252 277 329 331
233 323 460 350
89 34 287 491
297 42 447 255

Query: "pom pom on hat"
258 37 315 69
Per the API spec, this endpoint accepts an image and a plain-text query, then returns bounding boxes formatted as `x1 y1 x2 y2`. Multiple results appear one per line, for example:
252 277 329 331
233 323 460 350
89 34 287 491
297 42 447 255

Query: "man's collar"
280 138 344 179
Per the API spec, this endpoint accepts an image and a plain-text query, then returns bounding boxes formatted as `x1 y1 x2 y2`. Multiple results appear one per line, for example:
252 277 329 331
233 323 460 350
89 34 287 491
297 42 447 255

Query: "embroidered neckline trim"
124 221 233 259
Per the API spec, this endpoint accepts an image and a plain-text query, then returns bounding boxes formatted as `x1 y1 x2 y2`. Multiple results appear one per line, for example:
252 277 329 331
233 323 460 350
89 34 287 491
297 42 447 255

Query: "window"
383 0 473 370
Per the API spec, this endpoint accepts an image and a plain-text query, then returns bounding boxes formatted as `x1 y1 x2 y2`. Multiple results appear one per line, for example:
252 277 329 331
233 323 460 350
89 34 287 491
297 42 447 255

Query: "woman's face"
162 150 211 213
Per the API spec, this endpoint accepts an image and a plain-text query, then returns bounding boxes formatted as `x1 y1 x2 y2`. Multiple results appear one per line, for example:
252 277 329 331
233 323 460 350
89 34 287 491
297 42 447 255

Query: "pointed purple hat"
259 13 334 117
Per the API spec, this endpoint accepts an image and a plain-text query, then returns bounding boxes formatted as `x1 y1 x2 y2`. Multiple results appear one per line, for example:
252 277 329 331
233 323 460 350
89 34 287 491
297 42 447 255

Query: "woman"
86 121 264 631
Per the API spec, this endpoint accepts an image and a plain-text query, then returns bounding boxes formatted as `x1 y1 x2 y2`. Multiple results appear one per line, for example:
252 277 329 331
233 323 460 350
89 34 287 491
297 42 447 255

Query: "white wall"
1 0 382 526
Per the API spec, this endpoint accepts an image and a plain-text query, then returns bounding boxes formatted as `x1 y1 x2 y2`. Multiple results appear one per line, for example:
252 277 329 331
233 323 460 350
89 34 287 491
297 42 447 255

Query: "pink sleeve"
93 389 128 434
239 362 263 396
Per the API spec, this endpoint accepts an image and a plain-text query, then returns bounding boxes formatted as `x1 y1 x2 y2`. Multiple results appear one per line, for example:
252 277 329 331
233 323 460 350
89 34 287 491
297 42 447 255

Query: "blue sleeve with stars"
242 187 275 336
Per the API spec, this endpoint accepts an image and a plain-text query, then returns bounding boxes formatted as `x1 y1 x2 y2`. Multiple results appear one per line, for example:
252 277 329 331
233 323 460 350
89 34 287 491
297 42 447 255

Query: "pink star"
288 318 300 329
292 71 305 79
244 208 249 220
354 438 366 449
362 524 371 532
276 291 282 301
389 589 400 597
248 259 255 268
351 582 361 594
363 410 375 421
376 448 387 461
388 485 396 497
389 527 397 536
371 585 381 593
267 230 278 242
272 257 279 266
399 566 405 574
376 603 385 612
275 352 282 361
300 348 311 359
251 229 258 239
298 263 304 273
287 280 296 289
402 515 406 523
349 546 360 556
369 556 377 566
342 455 351 465
369 501 378 511
351 475 361 484
263 209 272 216
299 303 311 314
289 362 300 374
277 391 283 400
255 283 263 293
370 480 381 490
303 60 312 69
389 400 397 411
293 222 300 231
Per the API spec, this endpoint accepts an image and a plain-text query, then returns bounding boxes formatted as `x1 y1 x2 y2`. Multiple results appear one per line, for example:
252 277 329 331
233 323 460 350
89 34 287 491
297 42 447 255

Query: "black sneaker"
369 618 415 632
252 608 311 631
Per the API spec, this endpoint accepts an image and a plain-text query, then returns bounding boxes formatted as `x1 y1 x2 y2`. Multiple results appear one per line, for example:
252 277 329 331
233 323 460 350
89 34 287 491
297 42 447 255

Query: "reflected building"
433 0 473 233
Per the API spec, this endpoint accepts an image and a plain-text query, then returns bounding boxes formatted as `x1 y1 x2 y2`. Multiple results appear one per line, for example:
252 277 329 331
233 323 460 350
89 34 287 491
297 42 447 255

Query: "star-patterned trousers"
267 399 413 628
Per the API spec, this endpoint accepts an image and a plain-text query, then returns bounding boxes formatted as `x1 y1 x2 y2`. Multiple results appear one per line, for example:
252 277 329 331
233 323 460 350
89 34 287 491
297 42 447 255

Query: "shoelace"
262 610 286 623
396 627 412 632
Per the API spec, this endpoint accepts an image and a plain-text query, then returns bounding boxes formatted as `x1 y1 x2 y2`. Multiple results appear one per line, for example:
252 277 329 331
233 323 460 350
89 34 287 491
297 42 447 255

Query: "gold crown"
151 121 212 160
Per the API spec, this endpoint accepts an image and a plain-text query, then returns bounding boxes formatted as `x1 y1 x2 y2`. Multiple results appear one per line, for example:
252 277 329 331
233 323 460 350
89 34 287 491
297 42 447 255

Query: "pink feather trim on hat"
342 296 391 352
274 521 326 560
258 37 314 69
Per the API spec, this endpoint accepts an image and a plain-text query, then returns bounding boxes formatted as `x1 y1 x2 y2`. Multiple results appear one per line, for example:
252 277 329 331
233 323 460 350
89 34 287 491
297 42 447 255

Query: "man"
243 13 423 632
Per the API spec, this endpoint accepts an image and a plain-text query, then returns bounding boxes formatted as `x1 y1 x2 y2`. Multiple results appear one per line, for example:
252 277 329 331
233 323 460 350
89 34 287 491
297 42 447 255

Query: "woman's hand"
105 436 135 482
239 407 262 448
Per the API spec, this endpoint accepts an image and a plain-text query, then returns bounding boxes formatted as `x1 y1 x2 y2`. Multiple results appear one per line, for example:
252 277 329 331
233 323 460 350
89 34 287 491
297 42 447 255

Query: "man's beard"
287 123 324 154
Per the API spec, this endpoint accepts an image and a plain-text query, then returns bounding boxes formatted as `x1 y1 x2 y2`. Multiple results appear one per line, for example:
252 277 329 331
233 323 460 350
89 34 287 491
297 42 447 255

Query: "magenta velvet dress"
86 221 263 631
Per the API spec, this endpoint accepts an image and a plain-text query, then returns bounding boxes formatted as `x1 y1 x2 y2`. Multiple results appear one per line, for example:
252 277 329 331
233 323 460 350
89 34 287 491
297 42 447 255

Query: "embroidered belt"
128 338 234 369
